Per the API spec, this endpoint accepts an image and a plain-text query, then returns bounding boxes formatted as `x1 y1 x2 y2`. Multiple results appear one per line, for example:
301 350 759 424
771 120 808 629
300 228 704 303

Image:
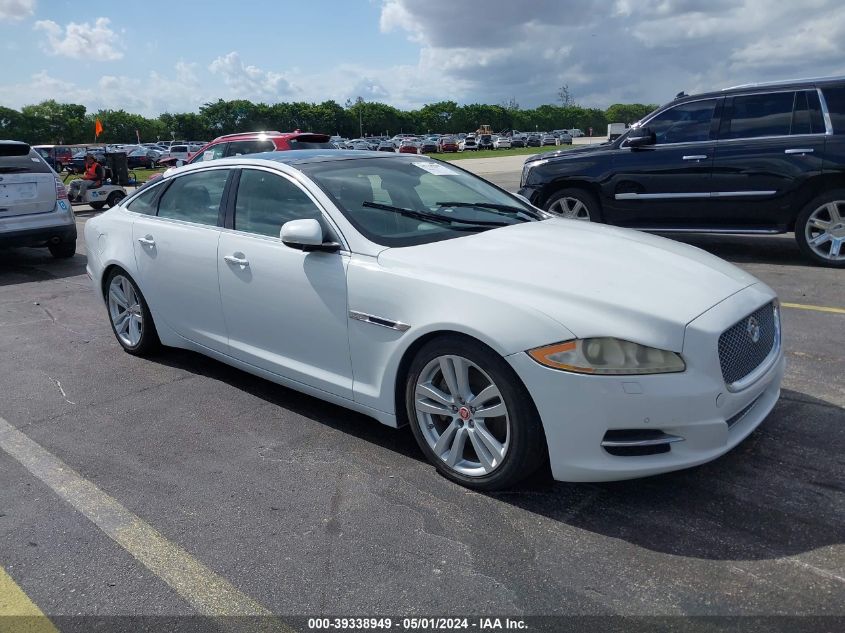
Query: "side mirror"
626 127 655 148
280 218 340 253
175 159 184 167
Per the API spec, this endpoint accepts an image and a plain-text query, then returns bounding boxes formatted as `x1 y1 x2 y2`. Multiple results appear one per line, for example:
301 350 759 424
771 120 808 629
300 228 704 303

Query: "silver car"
0 141 76 258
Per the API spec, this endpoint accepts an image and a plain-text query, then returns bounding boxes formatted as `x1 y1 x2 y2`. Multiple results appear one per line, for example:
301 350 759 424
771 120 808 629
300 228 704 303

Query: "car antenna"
675 91 687 99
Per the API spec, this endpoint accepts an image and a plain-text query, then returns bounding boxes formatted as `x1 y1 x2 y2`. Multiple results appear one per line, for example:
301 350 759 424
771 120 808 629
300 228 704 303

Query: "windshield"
300 156 544 247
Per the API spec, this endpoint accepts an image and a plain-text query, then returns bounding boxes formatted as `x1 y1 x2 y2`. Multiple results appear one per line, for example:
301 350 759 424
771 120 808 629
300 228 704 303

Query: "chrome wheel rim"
414 355 510 477
108 275 143 347
805 201 845 262
549 196 591 220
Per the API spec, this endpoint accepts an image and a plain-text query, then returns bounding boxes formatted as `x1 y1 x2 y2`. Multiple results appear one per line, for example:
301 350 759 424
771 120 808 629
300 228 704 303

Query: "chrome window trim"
231 165 350 252
726 304 782 393
817 87 834 135
638 227 782 235
715 132 827 144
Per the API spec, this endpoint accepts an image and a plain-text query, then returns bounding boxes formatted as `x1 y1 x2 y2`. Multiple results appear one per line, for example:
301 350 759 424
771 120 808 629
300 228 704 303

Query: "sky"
1 0 844 117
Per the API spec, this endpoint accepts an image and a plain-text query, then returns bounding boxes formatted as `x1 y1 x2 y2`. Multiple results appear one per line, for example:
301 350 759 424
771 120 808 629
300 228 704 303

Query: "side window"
234 169 322 238
645 99 717 144
125 184 161 215
157 169 229 226
790 91 825 135
226 140 275 157
821 86 845 134
724 92 794 139
191 143 227 164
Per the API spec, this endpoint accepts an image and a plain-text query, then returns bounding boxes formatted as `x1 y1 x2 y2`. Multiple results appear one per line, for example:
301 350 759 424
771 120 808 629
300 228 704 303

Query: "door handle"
682 155 708 161
784 148 813 155
223 254 250 267
137 236 155 246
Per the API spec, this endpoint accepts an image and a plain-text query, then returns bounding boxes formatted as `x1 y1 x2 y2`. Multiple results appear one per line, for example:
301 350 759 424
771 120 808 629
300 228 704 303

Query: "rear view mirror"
626 127 655 148
280 218 340 252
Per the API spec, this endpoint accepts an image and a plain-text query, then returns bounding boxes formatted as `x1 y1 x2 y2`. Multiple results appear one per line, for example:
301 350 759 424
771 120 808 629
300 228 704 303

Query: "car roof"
209 130 326 143
672 74 845 105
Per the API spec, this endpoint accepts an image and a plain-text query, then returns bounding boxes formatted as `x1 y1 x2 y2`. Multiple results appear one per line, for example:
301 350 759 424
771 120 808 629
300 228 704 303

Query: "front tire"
795 190 845 268
405 336 546 490
545 188 600 222
105 269 160 356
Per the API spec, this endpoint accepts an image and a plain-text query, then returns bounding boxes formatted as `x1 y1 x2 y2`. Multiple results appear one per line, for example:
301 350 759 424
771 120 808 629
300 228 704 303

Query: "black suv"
519 76 845 267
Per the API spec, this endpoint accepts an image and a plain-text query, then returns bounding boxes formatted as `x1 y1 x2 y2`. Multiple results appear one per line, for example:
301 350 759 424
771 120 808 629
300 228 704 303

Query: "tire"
106 191 126 208
89 202 106 210
104 269 160 356
794 190 845 268
544 187 601 222
48 240 76 259
405 335 546 490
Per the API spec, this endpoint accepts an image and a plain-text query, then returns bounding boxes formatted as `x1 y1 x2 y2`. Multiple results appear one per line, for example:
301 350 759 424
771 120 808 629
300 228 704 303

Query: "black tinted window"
157 169 229 226
0 149 52 173
724 92 794 139
821 85 845 134
645 99 717 144
226 140 275 156
126 183 161 215
234 169 321 238
790 91 824 135
288 140 335 149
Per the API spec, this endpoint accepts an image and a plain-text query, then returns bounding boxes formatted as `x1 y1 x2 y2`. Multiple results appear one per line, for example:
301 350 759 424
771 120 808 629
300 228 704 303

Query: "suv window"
791 90 826 135
645 98 717 144
821 85 845 134
190 143 227 164
234 169 322 238
157 169 229 226
226 140 276 157
723 92 795 139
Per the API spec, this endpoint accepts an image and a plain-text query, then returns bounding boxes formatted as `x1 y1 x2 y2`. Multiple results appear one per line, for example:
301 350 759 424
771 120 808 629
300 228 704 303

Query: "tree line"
0 98 658 145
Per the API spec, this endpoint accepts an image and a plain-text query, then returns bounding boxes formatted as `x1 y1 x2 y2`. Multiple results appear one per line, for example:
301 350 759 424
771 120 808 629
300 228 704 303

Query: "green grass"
63 167 166 185
438 145 577 161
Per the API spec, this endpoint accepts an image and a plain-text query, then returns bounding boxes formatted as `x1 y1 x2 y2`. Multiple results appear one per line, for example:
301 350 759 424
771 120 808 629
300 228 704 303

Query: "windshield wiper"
362 201 509 227
434 201 539 220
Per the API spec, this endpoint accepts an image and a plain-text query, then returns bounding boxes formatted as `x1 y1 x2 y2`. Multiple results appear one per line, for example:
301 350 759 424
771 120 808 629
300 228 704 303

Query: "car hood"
377 219 760 352
527 143 615 163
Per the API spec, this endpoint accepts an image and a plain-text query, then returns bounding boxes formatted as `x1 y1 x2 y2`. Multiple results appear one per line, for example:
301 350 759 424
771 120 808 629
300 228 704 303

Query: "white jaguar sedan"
85 151 784 490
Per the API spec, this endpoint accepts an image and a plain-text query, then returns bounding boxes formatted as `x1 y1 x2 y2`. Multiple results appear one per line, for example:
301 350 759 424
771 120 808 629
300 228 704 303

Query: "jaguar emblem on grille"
746 316 761 343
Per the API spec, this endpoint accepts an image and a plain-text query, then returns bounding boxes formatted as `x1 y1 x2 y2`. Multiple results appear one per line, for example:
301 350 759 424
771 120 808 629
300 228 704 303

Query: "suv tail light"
55 177 68 200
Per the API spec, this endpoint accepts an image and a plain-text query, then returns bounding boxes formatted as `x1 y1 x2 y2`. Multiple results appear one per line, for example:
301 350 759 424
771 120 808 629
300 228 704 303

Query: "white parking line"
0 416 290 632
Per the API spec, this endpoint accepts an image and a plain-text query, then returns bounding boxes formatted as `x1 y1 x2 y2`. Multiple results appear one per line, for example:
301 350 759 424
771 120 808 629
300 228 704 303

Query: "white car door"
217 167 353 399
131 168 232 352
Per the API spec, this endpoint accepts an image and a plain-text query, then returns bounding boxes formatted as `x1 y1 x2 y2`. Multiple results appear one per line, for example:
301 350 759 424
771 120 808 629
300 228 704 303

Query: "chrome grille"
718 302 778 386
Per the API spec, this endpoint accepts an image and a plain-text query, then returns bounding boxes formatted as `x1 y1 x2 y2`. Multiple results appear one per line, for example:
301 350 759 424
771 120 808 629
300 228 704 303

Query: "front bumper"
507 284 784 482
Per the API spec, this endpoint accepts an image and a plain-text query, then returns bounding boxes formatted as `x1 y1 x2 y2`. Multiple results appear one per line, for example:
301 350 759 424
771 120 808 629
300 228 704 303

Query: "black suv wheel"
795 190 845 268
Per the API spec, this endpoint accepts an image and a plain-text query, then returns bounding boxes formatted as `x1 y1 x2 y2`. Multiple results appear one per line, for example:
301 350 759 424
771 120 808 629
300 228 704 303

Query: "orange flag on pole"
94 118 103 138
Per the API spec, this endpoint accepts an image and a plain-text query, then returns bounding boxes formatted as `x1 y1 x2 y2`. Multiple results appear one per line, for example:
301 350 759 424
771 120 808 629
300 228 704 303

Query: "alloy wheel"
548 196 591 220
108 275 143 347
805 201 845 262
414 355 511 477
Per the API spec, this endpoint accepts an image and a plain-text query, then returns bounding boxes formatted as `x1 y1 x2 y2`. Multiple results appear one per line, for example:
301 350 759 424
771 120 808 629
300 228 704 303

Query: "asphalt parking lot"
0 162 843 631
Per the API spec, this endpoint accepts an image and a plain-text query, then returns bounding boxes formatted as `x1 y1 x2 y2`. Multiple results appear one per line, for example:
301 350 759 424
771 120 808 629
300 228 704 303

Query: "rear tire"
89 202 106 210
405 335 546 490
104 269 160 356
106 191 126 208
794 190 845 268
48 240 76 259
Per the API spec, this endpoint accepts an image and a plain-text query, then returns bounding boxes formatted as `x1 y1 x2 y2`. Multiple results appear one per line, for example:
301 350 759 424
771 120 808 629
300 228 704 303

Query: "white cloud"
376 0 845 108
0 0 35 21
33 17 123 60
209 51 296 101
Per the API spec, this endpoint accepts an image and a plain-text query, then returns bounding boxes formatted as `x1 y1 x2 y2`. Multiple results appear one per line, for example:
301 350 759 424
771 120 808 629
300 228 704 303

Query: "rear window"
0 149 52 173
0 142 31 157
288 139 335 150
821 85 845 134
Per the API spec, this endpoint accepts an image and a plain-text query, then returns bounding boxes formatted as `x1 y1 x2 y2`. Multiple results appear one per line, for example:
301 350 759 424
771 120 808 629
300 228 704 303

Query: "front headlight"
528 338 685 375
520 158 547 188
